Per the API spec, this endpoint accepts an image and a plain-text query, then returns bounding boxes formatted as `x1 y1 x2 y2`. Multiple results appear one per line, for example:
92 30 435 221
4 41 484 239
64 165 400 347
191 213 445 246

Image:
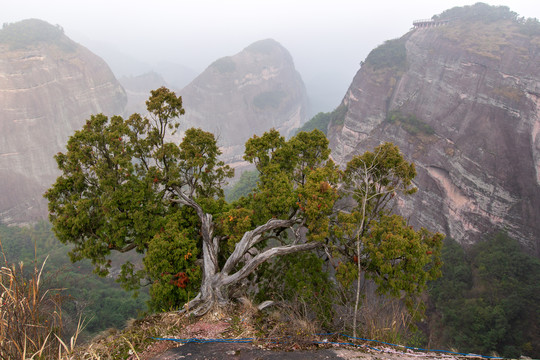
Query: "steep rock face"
178 39 308 165
0 19 126 224
328 12 540 254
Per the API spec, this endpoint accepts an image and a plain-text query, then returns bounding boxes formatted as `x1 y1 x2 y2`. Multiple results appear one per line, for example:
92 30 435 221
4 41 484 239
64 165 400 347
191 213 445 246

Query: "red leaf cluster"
169 272 189 288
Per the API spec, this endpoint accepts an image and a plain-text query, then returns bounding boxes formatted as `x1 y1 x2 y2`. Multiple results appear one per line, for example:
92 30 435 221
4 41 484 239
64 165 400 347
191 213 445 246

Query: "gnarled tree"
46 88 441 319
45 87 339 315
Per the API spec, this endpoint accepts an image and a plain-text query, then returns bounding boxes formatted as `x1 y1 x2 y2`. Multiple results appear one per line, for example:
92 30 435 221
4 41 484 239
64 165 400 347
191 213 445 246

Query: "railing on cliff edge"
413 18 452 28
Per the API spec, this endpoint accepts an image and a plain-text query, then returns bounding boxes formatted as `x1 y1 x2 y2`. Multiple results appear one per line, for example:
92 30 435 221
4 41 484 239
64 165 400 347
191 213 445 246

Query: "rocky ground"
74 306 494 360
144 340 475 360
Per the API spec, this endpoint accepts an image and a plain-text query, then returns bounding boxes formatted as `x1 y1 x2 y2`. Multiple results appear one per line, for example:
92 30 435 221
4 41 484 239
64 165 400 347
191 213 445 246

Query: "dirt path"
148 341 467 360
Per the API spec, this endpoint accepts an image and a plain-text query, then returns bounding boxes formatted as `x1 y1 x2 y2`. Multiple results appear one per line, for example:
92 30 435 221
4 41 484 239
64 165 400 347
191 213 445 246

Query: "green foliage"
242 128 338 228
296 112 332 134
45 87 233 310
362 215 443 302
436 3 518 23
253 90 286 109
343 142 418 216
225 170 259 202
255 251 336 327
144 215 201 312
429 238 471 304
518 17 540 36
0 19 75 51
45 86 443 333
331 103 348 127
0 222 148 339
210 56 236 73
364 38 407 71
295 104 348 135
218 207 254 255
45 112 168 276
386 110 435 136
429 234 540 358
332 142 442 333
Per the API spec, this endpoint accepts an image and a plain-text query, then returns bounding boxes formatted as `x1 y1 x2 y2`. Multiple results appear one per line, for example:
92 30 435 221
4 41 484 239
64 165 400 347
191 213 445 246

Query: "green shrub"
297 103 349 135
255 251 336 328
436 3 518 23
0 19 75 51
386 110 434 136
428 234 540 358
364 38 407 71
143 213 201 312
330 103 348 127
295 112 332 135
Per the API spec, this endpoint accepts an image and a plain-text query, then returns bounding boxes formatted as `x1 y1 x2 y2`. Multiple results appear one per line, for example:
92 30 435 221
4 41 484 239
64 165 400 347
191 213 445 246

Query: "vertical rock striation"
0 19 126 223
328 7 540 254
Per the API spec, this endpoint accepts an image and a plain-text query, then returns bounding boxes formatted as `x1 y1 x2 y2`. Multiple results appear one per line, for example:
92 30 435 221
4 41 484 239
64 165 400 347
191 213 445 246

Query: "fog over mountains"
1 3 540 257
5 1 537 116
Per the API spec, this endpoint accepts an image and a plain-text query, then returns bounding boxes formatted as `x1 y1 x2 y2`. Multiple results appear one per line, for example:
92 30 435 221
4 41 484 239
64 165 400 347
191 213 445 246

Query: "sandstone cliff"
0 19 126 224
327 5 540 254
178 39 308 166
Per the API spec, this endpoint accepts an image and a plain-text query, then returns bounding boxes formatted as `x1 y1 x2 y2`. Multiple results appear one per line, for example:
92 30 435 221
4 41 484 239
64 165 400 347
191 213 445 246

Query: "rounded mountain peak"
0 19 74 51
179 38 307 165
244 38 286 52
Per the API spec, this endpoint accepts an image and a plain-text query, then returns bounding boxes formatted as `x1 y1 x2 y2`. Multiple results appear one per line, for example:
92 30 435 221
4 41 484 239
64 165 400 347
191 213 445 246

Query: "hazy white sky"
3 0 539 112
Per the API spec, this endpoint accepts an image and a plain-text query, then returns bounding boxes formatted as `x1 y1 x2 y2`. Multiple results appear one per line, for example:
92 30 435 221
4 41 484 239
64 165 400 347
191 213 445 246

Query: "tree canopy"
45 87 442 319
430 234 540 357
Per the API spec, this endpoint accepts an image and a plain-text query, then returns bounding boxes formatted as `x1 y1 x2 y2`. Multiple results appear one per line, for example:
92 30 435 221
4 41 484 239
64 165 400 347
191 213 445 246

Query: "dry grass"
437 20 530 61
360 297 416 343
0 240 82 360
66 296 327 359
67 310 191 359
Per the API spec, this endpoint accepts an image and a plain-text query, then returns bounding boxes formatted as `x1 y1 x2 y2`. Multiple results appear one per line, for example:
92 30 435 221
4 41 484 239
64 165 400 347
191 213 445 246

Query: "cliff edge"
328 4 540 254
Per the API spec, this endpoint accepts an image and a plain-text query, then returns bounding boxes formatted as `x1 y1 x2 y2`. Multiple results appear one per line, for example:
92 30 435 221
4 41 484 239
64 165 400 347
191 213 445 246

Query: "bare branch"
222 242 322 286
221 217 300 275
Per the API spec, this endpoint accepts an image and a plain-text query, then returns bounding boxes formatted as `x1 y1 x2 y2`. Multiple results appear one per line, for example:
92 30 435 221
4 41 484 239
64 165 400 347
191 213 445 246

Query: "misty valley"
1 3 539 359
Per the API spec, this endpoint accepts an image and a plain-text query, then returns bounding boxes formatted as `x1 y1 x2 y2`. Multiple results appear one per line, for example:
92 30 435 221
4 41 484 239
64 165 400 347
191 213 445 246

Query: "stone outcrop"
328 9 540 254
0 19 126 224
178 39 308 166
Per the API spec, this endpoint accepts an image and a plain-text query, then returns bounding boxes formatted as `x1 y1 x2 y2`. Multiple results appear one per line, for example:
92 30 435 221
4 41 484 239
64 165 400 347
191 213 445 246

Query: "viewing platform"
413 18 451 28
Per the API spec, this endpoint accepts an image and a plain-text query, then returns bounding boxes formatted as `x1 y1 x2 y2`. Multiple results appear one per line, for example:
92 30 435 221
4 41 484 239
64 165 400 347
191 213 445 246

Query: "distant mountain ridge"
327 4 540 254
0 22 309 224
0 19 126 224
177 39 308 166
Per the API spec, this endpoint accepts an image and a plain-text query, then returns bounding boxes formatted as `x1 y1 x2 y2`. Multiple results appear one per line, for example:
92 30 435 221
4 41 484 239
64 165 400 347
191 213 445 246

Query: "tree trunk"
177 197 322 316
183 273 228 316
185 241 322 315
353 166 369 338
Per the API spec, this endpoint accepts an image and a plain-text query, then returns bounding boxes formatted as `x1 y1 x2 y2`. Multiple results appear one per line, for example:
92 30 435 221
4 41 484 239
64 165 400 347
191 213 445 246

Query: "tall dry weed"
0 239 82 359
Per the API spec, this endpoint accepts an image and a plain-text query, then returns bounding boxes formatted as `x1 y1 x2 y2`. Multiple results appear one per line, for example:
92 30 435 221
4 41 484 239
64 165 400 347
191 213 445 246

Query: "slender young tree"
333 143 442 336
